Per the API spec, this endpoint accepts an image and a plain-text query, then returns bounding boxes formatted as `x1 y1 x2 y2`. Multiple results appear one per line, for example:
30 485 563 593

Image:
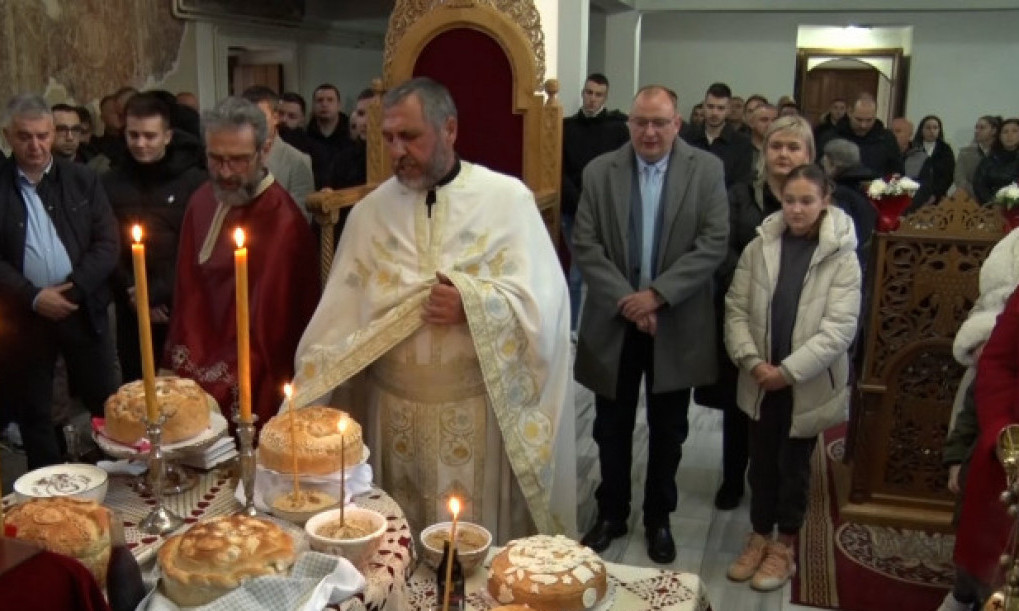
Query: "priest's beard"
213 169 262 206
394 145 452 191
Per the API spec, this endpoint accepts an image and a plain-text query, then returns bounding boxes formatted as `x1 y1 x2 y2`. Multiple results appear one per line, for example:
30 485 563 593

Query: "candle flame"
449 496 460 517
338 416 348 433
233 227 245 249
283 383 293 399
131 225 143 243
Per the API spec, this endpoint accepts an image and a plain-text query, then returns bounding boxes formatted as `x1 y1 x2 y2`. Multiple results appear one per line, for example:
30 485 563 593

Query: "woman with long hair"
973 117 1019 204
904 114 956 205
954 115 1001 199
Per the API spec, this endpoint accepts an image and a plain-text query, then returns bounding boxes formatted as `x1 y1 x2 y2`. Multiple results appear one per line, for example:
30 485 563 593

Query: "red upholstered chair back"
413 28 524 178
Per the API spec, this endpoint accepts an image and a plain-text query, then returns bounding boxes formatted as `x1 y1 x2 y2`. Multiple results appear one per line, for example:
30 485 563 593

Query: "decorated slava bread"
158 515 296 607
104 376 210 445
4 497 112 586
488 534 608 611
258 406 363 475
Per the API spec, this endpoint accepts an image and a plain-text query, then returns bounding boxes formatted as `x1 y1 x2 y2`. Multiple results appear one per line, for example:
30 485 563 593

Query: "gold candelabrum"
986 425 1019 611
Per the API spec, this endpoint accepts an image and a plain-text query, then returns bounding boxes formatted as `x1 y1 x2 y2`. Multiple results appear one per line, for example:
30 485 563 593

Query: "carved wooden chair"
843 192 1007 530
306 0 563 282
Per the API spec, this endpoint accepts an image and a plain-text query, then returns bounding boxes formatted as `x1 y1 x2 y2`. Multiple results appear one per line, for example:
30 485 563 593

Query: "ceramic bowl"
304 506 387 569
13 463 109 503
419 521 492 576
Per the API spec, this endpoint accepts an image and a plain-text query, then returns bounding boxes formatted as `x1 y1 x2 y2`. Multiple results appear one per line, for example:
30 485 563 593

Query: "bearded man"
163 97 319 426
292 77 576 542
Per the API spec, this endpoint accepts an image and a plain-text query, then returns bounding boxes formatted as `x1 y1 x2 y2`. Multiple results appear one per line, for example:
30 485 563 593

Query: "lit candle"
131 225 159 423
338 415 348 525
442 496 461 611
233 228 251 422
284 384 300 500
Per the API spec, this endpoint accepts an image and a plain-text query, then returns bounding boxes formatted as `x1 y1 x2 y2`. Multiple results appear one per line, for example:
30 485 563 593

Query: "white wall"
301 44 382 113
639 10 1019 148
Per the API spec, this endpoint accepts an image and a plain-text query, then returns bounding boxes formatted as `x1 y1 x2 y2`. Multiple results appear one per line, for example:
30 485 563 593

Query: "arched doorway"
795 48 908 127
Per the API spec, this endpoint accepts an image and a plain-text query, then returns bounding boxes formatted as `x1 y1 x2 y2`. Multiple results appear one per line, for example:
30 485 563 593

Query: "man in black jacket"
680 82 754 188
103 93 207 384
0 94 119 469
816 93 904 178
561 73 629 331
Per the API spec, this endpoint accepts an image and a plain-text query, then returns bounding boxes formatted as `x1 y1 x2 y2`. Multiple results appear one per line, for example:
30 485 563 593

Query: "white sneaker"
935 591 971 611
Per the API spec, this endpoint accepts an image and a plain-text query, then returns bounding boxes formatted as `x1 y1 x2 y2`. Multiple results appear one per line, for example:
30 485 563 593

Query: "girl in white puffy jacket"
722 163 862 592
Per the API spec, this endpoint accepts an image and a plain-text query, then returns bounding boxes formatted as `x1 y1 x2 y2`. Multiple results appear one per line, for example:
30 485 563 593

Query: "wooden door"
801 68 879 126
230 63 283 96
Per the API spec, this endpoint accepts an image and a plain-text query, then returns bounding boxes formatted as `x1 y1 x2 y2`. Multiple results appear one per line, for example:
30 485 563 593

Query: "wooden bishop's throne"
307 0 563 280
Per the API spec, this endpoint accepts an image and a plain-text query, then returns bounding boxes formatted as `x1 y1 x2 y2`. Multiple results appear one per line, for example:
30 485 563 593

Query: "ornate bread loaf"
158 515 296 607
104 376 210 445
488 534 608 611
257 406 363 475
4 497 112 586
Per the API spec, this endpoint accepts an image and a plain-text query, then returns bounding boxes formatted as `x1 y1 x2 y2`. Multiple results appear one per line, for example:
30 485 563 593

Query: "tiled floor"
2 380 825 609
574 382 824 610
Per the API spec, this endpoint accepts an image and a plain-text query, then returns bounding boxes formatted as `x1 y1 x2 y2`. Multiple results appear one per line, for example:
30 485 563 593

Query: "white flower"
867 179 889 199
995 182 1019 209
896 176 920 194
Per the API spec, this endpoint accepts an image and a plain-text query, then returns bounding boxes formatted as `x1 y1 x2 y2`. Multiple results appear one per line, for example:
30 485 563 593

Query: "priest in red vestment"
164 97 319 426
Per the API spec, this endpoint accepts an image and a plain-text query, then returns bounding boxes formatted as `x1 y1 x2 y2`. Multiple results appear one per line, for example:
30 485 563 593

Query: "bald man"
817 94 903 177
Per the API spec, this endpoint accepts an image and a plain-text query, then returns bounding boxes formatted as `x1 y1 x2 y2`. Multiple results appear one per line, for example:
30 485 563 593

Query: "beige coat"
724 205 861 438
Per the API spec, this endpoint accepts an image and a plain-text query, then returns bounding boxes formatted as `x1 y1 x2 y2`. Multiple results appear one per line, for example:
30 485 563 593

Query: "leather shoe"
580 519 627 553
646 525 676 564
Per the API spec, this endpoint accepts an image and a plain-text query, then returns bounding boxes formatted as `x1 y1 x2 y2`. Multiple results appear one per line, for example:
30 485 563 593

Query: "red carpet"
793 424 955 610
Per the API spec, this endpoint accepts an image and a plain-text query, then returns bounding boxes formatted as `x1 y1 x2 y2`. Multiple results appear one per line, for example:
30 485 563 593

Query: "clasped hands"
618 289 662 336
126 287 170 324
423 272 466 325
752 362 789 391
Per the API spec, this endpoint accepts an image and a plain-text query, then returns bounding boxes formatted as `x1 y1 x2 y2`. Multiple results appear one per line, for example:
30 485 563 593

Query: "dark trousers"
115 298 168 383
593 325 691 528
5 310 117 469
748 389 817 536
721 398 750 488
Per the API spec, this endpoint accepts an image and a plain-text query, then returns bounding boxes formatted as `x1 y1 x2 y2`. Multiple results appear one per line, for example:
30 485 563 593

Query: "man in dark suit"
0 94 119 469
574 85 729 563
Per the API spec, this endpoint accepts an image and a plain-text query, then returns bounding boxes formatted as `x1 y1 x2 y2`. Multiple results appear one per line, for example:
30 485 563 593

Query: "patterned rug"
793 424 955 609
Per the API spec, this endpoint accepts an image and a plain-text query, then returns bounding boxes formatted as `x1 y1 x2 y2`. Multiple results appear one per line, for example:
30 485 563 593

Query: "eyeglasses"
207 152 258 170
55 125 85 135
628 117 674 131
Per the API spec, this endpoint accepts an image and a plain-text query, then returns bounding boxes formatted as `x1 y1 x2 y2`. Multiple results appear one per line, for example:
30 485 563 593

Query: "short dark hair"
242 85 280 106
585 73 609 88
75 106 93 127
100 95 116 109
356 88 375 103
51 103 78 115
281 92 306 114
123 92 172 127
705 82 732 100
745 94 769 107
313 84 341 100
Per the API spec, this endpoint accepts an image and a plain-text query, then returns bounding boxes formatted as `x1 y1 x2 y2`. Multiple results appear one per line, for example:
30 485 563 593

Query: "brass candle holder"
233 413 259 517
139 417 184 534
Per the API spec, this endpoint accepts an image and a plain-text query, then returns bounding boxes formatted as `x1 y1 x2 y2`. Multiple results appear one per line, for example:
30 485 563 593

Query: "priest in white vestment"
292 77 576 542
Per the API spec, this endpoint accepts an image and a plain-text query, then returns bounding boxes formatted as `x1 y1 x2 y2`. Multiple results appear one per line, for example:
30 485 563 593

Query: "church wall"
639 10 1019 148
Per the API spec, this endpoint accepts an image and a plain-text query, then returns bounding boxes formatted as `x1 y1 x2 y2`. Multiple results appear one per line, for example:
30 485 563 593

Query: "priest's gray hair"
3 94 51 128
382 77 457 132
202 96 268 151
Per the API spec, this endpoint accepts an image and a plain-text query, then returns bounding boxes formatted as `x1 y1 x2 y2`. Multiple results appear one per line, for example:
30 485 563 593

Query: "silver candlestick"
139 418 184 534
233 414 259 517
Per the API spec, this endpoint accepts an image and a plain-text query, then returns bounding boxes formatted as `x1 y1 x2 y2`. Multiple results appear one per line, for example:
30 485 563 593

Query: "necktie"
640 164 662 288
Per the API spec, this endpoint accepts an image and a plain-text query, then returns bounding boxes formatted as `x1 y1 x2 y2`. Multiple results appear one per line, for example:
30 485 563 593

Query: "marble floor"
1 380 825 610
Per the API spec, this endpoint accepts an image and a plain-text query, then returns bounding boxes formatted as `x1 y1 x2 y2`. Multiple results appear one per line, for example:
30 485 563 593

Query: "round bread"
491 606 536 610
258 406 363 475
158 515 295 607
488 535 607 611
104 376 210 445
4 497 112 586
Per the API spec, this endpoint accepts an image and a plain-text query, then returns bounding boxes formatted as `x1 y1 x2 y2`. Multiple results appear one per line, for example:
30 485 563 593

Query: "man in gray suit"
574 85 729 563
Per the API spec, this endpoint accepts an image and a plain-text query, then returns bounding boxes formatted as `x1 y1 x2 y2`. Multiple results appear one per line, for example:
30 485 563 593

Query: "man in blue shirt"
0 94 119 469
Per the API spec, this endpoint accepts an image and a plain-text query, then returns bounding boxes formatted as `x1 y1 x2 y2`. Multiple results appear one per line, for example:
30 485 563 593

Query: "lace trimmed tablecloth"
2 472 416 610
405 548 713 611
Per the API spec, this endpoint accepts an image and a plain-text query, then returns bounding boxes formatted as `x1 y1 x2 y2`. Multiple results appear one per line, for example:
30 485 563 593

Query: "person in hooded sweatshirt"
723 163 861 593
103 92 207 383
816 93 903 179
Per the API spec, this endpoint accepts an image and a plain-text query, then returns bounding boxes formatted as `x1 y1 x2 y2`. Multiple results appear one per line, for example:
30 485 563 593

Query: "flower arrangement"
867 175 921 199
994 182 1019 210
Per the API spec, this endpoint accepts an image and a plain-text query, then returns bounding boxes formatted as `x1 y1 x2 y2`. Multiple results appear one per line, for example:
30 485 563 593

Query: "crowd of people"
1 70 1018 609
